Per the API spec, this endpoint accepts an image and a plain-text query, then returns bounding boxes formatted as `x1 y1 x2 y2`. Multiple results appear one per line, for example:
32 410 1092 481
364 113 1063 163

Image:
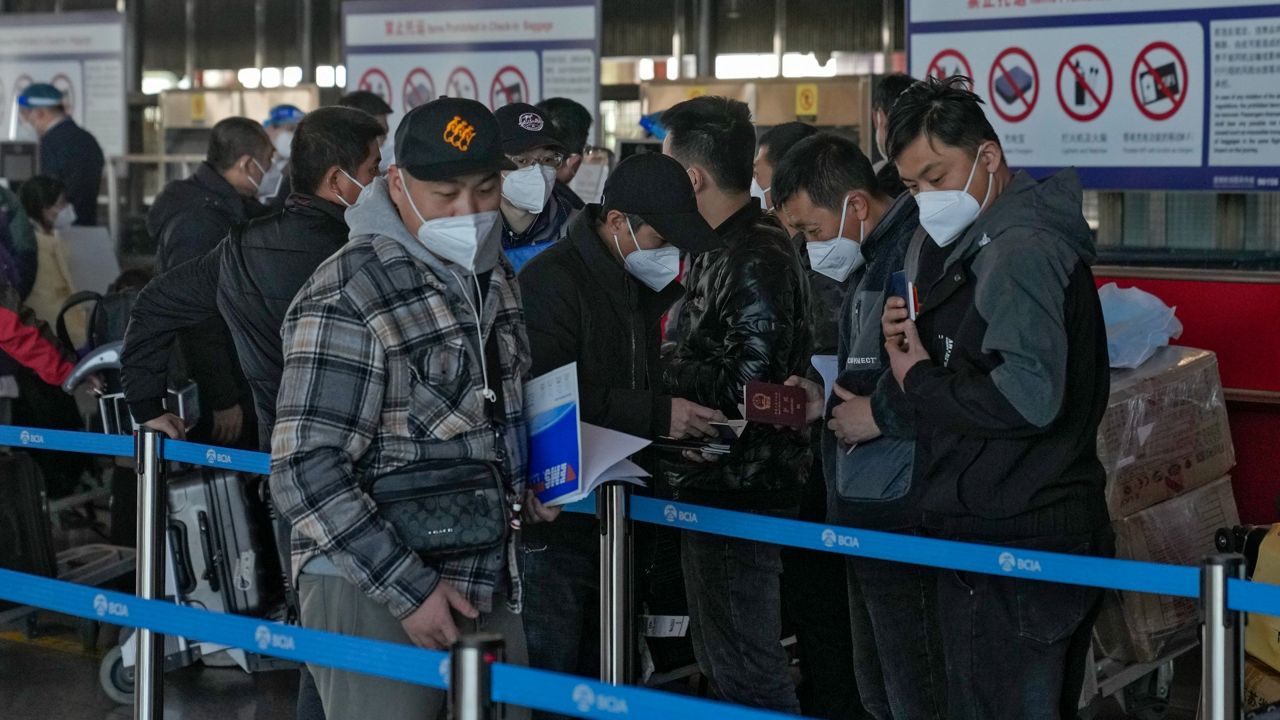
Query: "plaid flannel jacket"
270 234 530 619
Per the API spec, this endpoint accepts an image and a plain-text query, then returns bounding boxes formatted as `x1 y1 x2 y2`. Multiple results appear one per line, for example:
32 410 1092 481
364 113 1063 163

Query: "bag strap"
56 291 102 349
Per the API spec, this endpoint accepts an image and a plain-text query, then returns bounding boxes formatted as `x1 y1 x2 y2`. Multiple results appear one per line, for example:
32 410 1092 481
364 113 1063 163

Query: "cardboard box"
1098 346 1235 519
1093 476 1240 663
1247 656 1280 711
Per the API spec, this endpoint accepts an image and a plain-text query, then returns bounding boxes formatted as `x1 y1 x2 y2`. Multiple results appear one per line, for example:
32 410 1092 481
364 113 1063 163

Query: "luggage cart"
59 344 298 704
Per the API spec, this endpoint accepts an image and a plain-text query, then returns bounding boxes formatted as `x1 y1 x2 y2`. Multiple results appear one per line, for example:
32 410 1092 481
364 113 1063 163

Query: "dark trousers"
782 546 867 720
522 522 600 720
935 529 1112 720
850 554 946 720
681 530 800 714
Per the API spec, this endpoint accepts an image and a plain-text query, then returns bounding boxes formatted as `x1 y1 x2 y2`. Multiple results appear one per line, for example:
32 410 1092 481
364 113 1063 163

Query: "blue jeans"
522 523 600 720
681 530 800 714
849 555 946 720
936 529 1110 720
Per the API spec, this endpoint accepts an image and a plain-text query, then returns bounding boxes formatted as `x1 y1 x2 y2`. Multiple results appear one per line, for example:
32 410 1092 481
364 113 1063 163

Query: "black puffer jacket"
663 201 812 511
125 194 349 450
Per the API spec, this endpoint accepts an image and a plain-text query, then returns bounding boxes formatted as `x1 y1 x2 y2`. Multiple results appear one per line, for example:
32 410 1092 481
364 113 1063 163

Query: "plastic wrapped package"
1097 346 1235 519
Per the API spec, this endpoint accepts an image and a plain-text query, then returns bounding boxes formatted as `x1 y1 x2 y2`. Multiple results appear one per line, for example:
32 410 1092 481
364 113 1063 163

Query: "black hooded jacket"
901 169 1110 540
125 194 349 450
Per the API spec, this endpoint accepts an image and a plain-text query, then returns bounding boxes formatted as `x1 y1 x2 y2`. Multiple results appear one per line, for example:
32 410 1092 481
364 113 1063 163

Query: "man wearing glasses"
493 103 579 271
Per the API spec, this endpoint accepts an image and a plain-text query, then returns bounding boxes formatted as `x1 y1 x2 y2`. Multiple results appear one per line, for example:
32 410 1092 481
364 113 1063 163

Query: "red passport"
743 381 808 430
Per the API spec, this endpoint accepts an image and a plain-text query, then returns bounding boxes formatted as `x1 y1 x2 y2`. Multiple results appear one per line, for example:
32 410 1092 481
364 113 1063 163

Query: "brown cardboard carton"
1247 655 1280 711
1093 476 1239 663
1099 346 1235 518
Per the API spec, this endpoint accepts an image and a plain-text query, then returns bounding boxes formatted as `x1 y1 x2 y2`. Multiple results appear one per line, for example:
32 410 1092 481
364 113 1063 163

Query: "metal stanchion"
1200 553 1244 720
450 633 504 720
599 482 631 684
134 429 165 720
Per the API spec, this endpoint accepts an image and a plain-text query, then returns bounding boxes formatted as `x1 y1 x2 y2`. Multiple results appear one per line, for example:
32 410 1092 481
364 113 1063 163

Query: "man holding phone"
880 76 1111 720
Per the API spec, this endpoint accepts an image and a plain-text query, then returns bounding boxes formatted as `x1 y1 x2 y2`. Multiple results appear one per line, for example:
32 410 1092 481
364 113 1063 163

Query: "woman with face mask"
492 103 578 272
19 175 86 344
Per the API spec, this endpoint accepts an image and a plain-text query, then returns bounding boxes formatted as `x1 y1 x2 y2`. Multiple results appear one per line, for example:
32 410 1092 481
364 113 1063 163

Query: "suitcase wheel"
98 645 135 705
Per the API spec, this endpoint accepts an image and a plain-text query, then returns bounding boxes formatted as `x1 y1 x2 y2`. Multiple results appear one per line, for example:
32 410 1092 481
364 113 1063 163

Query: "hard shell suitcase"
167 469 280 616
0 452 56 609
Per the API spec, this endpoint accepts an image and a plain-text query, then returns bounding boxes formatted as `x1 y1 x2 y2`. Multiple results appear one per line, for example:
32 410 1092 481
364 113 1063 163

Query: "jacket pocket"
1015 538 1095 645
832 436 913 503
407 339 486 441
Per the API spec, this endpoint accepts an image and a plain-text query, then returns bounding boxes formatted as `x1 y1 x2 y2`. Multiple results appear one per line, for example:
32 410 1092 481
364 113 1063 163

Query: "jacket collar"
194 162 246 204
285 192 348 228
861 191 919 265
714 199 765 245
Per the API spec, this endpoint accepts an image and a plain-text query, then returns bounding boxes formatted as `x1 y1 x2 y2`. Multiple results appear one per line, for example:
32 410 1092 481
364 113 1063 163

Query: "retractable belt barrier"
0 423 1271 719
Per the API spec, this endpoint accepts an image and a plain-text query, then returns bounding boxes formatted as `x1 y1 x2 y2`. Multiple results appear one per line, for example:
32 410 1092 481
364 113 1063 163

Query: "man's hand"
885 318 930 389
522 490 562 525
211 405 244 445
784 375 825 424
882 296 911 347
144 413 187 440
827 385 881 445
400 581 479 650
669 398 726 439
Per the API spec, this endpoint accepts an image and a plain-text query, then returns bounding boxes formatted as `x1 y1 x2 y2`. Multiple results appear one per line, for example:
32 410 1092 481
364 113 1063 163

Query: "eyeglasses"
509 152 565 170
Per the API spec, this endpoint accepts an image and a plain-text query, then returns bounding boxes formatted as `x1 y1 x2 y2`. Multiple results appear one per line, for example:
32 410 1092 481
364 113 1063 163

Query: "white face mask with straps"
806 195 865 283
916 142 993 248
613 218 680 292
401 177 500 272
502 164 556 213
336 169 367 209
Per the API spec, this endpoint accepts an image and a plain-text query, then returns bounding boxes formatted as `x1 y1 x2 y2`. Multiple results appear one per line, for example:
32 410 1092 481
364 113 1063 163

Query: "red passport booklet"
743 380 808 430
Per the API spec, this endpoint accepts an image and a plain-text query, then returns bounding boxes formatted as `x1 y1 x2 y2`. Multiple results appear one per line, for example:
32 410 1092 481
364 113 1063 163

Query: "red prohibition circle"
1056 44 1113 122
927 49 974 84
357 68 393 107
402 68 435 112
1130 41 1188 122
446 67 479 100
489 65 529 110
988 47 1039 123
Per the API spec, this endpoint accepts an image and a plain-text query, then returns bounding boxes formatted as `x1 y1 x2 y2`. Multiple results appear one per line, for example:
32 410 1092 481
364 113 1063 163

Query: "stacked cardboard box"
1093 347 1238 664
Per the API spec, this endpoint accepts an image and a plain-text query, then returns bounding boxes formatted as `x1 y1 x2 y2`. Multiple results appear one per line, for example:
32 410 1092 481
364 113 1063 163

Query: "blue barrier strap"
492 663 795 720
0 424 131 457
632 497 1201 598
164 438 272 475
0 568 448 688
1229 577 1280 617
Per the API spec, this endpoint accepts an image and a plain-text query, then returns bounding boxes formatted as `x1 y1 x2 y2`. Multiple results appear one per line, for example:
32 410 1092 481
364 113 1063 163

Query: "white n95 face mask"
750 177 770 209
403 179 499 271
916 142 993 248
614 219 680 292
273 131 294 162
336 169 367 209
53 205 77 230
806 196 865 283
502 164 556 214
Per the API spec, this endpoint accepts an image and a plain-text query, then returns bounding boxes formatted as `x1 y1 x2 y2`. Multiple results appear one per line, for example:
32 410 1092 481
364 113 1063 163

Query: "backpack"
55 268 155 352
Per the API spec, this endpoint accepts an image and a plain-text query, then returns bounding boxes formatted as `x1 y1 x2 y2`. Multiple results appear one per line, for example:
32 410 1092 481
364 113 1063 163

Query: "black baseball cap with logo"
494 103 567 157
602 152 718 254
395 97 516 181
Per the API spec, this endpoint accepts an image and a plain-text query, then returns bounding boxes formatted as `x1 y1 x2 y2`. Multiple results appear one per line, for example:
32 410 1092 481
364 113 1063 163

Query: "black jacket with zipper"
902 169 1110 540
146 163 268 427
518 204 683 544
125 194 349 450
663 200 812 512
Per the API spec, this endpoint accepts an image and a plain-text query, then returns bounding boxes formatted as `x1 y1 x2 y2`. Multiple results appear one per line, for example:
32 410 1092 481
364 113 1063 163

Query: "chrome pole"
599 482 631 684
134 428 166 720
450 633 504 720
1200 553 1244 720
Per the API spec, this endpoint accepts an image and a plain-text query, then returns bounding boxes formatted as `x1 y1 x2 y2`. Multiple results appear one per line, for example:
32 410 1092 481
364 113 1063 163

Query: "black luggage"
167 469 281 616
0 452 57 608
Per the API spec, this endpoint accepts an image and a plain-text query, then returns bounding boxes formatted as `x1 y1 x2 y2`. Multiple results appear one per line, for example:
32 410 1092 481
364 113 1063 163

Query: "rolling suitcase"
167 469 281 616
0 452 57 610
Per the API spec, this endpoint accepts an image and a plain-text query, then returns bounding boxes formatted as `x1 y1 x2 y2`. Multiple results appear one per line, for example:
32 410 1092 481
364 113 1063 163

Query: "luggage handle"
168 522 196 597
196 511 222 594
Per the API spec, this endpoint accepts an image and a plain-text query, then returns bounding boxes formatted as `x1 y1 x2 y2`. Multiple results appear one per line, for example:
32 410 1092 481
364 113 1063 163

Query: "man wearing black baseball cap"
493 102 577 271
272 97 553 720
517 151 723 697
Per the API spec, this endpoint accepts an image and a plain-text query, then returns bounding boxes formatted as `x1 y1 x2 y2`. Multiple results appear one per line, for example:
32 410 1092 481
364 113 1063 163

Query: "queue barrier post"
1200 553 1245 720
133 428 166 720
599 482 632 684
450 633 504 720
